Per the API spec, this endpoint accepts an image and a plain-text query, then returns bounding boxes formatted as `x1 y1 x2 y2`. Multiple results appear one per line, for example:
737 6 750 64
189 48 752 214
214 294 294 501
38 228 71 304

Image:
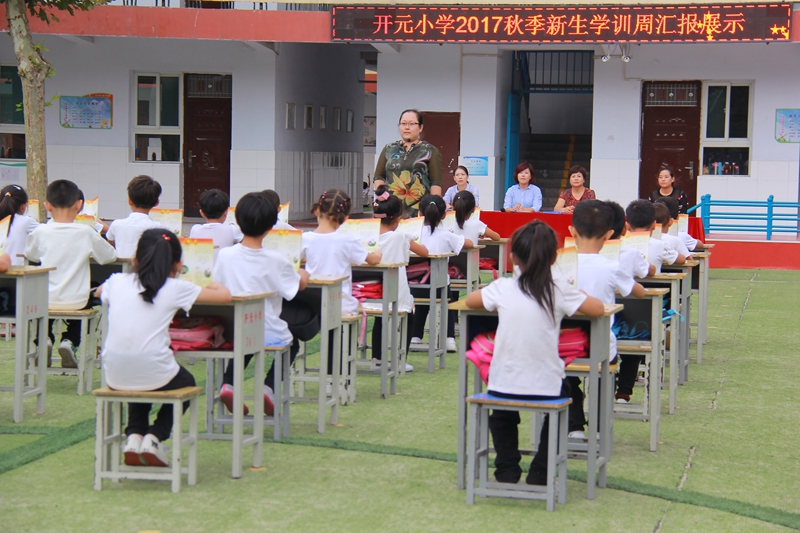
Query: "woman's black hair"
311 188 352 226
398 109 423 126
511 221 557 322
0 184 27 236
372 184 404 225
420 194 445 235
453 190 476 230
135 228 182 304
454 165 469 177
659 167 674 179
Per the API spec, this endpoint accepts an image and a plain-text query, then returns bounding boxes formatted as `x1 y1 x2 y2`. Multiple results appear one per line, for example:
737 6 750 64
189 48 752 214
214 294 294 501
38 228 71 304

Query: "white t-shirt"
577 253 636 360
25 222 117 309
482 277 586 396
679 231 698 252
101 273 201 391
106 212 164 258
213 244 300 346
6 214 38 266
189 222 242 259
420 224 465 255
302 231 368 316
453 217 487 246
370 230 414 313
662 233 691 258
648 237 680 274
619 247 650 279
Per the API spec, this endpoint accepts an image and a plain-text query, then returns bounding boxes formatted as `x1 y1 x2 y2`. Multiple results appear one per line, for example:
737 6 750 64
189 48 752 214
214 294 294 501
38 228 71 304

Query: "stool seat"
342 315 360 323
616 343 652 353
363 308 408 317
49 308 99 317
467 393 572 410
565 362 619 373
265 344 292 351
93 386 202 400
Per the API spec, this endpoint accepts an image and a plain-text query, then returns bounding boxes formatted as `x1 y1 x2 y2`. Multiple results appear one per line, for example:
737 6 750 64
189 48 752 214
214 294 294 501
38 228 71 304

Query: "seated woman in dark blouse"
648 167 689 214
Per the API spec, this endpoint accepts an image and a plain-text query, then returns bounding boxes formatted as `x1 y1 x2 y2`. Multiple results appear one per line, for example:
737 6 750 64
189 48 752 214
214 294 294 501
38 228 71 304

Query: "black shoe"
493 467 522 484
526 467 547 486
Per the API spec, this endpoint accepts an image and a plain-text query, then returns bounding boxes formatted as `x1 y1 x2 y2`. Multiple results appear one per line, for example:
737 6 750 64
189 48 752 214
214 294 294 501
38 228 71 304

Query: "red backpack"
169 316 230 352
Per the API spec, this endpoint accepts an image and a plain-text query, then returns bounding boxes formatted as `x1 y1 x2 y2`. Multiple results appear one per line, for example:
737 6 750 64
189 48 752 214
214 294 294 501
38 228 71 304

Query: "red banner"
332 4 791 43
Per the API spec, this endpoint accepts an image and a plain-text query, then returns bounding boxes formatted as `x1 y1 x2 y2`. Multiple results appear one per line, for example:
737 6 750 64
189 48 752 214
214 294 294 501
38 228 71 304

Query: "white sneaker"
121 433 144 466
446 337 457 352
404 363 414 372
568 430 587 441
140 434 170 467
370 358 383 371
410 337 423 345
58 339 78 369
615 398 630 404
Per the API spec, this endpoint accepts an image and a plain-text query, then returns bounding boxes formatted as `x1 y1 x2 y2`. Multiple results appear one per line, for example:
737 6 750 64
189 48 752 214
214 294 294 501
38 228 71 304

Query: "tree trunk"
5 0 50 221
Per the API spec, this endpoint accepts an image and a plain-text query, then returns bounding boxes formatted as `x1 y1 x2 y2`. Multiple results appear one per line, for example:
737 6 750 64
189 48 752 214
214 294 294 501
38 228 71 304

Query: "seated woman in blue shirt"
503 162 542 212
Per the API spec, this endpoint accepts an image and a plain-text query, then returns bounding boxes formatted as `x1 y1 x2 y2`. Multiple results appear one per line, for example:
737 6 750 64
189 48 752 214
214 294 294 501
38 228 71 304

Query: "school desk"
450 245 485 295
410 253 455 373
662 261 698 384
691 248 713 359
478 238 510 277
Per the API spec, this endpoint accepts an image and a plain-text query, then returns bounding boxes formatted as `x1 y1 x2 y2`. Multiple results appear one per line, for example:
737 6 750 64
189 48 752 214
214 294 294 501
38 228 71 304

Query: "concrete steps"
522 133 592 210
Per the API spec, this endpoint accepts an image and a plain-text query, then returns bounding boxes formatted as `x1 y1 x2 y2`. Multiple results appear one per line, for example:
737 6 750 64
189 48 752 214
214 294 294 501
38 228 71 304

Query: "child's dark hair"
198 189 229 220
626 199 656 230
311 189 351 225
135 228 182 304
0 184 27 235
605 201 626 240
654 202 672 227
453 190 476 229
372 184 403 225
262 189 281 210
46 179 81 208
655 197 679 220
571 200 613 239
511 221 557 321
420 194 446 235
127 175 162 209
235 192 277 237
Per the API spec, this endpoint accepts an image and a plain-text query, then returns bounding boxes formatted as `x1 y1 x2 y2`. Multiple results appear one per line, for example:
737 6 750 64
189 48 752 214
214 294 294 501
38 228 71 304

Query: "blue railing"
688 194 800 240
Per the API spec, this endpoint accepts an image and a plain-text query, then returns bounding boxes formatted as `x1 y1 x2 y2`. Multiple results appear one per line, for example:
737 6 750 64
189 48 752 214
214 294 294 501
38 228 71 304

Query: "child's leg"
616 354 643 400
446 288 457 338
63 319 82 347
409 286 428 339
222 353 255 386
528 380 571 484
567 376 586 432
126 402 153 437
371 317 383 361
147 365 196 442
263 295 320 390
488 408 523 483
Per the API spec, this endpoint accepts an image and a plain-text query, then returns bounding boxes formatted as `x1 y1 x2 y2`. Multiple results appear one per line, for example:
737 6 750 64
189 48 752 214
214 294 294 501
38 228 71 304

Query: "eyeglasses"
399 122 419 127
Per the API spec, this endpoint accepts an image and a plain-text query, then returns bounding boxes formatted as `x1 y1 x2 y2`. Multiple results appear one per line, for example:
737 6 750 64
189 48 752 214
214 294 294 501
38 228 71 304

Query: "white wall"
591 42 800 206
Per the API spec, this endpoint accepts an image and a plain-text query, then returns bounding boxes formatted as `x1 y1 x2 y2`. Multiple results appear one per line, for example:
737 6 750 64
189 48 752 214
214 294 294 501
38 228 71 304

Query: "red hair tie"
162 234 171 241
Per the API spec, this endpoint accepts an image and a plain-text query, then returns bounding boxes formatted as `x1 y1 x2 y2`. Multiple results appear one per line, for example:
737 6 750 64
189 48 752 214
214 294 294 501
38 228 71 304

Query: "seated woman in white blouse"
503 162 542 212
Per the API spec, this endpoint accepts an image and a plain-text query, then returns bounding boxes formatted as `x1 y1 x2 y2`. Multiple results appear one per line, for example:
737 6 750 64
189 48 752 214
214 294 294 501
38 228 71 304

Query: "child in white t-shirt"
214 192 312 417
25 180 117 368
606 200 652 279
262 189 296 231
570 201 645 437
303 189 381 376
626 200 685 275
465 220 604 485
410 195 474 352
452 190 500 245
369 186 429 372
99 228 230 467
106 175 164 258
655 203 692 258
189 189 242 259
0 184 38 266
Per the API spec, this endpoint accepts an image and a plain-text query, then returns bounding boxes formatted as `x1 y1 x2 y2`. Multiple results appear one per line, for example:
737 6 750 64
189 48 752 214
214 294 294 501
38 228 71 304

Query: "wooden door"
639 82 701 208
183 74 232 218
420 111 460 192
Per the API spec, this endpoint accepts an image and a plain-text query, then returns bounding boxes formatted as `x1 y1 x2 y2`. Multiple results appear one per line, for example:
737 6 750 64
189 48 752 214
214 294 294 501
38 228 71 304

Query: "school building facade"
0 2 798 219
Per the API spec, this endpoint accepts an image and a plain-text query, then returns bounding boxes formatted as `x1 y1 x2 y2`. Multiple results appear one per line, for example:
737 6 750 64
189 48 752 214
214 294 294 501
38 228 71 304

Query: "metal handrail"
688 194 800 240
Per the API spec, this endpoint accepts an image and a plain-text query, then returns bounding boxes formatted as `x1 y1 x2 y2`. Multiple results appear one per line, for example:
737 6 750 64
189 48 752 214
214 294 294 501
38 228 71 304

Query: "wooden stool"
466 393 571 511
49 308 99 395
93 386 201 493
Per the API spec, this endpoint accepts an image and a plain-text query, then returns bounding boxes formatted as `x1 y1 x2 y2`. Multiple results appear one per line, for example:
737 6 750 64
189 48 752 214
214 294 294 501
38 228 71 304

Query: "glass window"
702 147 749 176
133 73 181 163
137 75 158 126
705 86 726 139
701 83 751 175
0 132 25 159
160 76 180 127
134 134 180 162
729 86 749 138
0 66 23 125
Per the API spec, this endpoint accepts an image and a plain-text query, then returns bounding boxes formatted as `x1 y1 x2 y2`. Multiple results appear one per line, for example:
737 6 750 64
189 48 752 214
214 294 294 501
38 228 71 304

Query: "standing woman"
553 165 595 214
503 162 542 212
373 109 442 217
648 167 689 214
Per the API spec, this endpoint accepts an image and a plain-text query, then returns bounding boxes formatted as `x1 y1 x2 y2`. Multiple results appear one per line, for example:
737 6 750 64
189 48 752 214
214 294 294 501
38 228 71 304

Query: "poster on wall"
363 116 376 146
0 161 24 184
461 156 489 177
59 93 113 129
775 109 800 143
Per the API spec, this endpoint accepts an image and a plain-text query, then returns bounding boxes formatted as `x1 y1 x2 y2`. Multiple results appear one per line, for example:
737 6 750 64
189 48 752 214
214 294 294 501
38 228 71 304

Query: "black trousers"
616 353 643 397
410 286 457 339
488 380 571 483
126 365 196 442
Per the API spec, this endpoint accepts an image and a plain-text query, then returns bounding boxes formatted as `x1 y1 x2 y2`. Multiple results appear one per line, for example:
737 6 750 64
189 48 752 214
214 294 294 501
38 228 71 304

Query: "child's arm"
298 268 310 291
673 252 687 265
463 238 475 248
409 240 428 257
577 294 605 317
482 228 501 241
647 263 656 277
90 231 118 265
465 288 485 309
0 253 11 272
630 281 646 298
365 250 382 265
195 282 232 304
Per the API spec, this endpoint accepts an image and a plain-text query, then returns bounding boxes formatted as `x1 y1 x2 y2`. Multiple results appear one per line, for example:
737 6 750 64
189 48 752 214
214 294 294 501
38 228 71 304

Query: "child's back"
648 237 679 274
107 175 163 258
302 230 366 316
189 223 241 258
378 229 414 312
6 213 38 266
662 232 691 257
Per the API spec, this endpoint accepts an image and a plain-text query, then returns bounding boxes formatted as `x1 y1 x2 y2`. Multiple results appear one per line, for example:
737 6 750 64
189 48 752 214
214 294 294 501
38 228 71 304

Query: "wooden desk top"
230 291 275 301
691 252 710 259
642 272 687 281
354 262 406 269
463 245 486 250
617 287 670 297
449 299 622 317
1 266 55 276
479 237 509 244
308 275 349 285
663 260 699 268
697 243 715 250
411 252 456 259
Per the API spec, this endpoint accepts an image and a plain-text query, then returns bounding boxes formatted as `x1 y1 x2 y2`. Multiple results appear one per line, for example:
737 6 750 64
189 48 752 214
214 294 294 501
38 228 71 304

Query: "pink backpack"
406 262 431 284
558 327 589 366
169 316 229 352
466 332 495 385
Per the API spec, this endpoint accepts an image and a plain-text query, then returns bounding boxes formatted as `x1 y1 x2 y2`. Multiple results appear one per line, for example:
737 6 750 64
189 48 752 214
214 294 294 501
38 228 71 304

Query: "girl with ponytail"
98 228 230 467
464 221 603 486
452 190 500 245
0 184 38 266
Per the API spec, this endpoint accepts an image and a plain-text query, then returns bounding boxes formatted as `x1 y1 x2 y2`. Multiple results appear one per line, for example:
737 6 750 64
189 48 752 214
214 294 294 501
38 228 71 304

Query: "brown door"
420 111 460 192
183 74 232 218
639 82 701 208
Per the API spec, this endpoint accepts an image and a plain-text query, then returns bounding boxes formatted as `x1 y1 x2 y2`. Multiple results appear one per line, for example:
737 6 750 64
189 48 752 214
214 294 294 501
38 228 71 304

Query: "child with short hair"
213 192 312 416
0 184 38 266
605 200 653 278
410 194 474 352
465 221 604 484
25 179 117 367
106 175 163 258
452 190 500 244
569 200 645 436
99 229 231 467
625 200 685 275
262 189 296 230
189 189 242 258
370 185 429 372
655 196 698 252
654 202 692 258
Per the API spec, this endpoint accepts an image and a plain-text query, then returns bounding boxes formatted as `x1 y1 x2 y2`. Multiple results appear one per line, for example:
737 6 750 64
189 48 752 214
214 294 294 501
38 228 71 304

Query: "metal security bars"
524 51 594 93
